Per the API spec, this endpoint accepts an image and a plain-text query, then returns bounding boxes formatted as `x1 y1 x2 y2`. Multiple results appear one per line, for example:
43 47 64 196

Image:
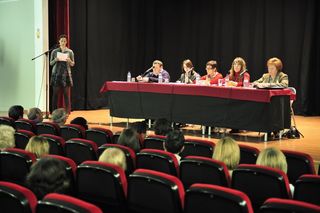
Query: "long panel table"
100 81 292 134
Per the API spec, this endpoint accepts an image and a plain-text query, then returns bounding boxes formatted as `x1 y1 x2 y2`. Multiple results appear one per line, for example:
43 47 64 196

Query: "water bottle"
225 75 229 86
127 71 131 82
195 74 200 85
158 73 163 83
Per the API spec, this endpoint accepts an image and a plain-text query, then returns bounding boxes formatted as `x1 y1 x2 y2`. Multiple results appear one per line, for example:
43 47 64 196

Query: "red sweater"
200 72 223 85
227 71 250 87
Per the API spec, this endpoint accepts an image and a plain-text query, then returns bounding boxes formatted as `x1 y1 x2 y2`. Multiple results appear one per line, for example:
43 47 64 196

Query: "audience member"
163 130 185 163
70 117 88 130
26 157 71 199
8 105 24 121
130 121 147 145
212 137 240 176
98 147 127 171
117 128 140 153
154 118 172 136
0 125 15 149
51 108 67 126
27 107 43 124
25 136 50 158
256 147 294 194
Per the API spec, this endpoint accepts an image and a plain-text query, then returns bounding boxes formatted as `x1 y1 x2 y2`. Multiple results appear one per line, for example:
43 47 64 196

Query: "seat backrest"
97 143 136 175
239 144 260 164
179 139 214 158
60 124 85 141
41 134 65 155
15 119 36 133
185 183 253 213
260 198 320 213
0 148 36 185
36 122 60 135
0 116 15 127
14 129 35 149
294 174 320 206
37 193 103 213
85 127 113 147
231 164 291 212
64 138 97 165
112 133 121 144
136 149 179 176
76 161 127 213
0 181 37 213
180 156 230 189
143 136 166 150
128 169 184 213
282 150 316 184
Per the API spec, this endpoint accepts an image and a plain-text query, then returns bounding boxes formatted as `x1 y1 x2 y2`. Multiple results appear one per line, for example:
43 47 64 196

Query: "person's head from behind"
164 130 185 154
26 157 70 199
213 137 240 171
8 105 24 121
267 57 283 77
70 117 88 130
206 60 218 76
154 118 171 136
117 128 140 153
230 57 246 75
99 148 127 171
0 125 15 150
25 136 50 158
152 60 163 75
182 59 194 73
51 108 67 126
256 147 288 173
27 107 43 123
130 121 147 141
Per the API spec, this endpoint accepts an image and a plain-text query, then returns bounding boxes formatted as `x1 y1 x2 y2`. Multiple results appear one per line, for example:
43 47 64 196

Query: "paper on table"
57 52 68 61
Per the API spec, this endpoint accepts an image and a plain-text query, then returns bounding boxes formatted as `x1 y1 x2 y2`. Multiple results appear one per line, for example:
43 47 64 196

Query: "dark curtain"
49 0 71 112
68 0 320 115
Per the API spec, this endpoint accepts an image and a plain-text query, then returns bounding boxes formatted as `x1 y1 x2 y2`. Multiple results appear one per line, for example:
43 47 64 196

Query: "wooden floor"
66 109 320 167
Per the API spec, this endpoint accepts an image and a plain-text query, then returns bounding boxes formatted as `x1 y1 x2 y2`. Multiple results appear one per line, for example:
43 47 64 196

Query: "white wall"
0 0 48 112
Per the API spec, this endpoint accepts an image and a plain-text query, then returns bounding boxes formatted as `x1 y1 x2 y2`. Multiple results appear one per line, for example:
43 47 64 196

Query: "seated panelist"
136 60 170 83
200 60 223 85
177 59 199 84
253 57 289 88
225 57 250 87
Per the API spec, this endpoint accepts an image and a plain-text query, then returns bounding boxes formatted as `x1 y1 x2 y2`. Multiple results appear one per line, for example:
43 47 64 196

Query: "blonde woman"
226 57 250 87
0 125 15 149
99 148 127 171
253 57 289 88
256 147 294 194
212 137 240 176
25 136 50 159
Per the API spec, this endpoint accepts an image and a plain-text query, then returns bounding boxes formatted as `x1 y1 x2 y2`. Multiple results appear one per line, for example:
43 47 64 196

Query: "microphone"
141 66 154 77
239 69 247 76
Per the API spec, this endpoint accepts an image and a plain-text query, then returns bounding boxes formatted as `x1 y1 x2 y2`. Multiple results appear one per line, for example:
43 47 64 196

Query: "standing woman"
178 59 199 84
226 57 250 87
50 34 75 113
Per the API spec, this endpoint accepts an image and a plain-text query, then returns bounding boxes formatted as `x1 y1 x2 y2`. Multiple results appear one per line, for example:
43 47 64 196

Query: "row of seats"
1 148 320 211
1 165 320 213
13 129 319 184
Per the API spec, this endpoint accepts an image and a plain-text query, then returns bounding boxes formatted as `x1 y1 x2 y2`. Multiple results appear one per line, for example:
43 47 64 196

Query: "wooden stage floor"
67 109 320 168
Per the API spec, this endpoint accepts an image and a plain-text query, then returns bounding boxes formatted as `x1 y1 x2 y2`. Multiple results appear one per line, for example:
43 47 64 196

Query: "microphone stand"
31 45 57 119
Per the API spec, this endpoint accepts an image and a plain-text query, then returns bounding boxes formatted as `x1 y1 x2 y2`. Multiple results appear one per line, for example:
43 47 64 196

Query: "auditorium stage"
67 109 320 166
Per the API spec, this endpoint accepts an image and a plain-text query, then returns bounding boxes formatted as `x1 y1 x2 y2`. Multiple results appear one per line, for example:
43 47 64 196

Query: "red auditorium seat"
37 193 103 213
60 124 86 141
15 118 36 133
76 161 127 213
64 138 97 165
85 127 114 146
184 183 253 213
180 156 230 189
128 169 184 213
36 122 60 135
179 138 215 158
260 198 320 213
0 181 37 213
41 134 65 155
136 148 179 176
294 174 320 206
14 129 35 149
238 144 260 164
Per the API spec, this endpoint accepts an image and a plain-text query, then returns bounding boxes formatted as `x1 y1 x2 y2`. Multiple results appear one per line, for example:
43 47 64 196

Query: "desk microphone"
141 66 154 77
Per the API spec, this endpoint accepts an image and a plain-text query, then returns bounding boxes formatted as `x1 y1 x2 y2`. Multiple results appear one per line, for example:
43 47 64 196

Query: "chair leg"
208 126 212 136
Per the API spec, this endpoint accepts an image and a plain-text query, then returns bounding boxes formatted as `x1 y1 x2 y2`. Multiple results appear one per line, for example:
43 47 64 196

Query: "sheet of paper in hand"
57 52 68 61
